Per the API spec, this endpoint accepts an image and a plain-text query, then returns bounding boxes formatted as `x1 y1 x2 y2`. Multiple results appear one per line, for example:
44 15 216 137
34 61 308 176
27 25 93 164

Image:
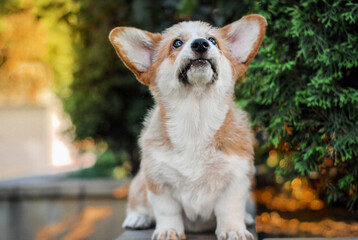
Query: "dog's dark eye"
172 39 183 49
208 37 217 46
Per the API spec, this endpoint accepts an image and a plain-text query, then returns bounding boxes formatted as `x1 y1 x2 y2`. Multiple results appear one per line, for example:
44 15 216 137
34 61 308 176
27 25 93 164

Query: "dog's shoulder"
214 106 254 160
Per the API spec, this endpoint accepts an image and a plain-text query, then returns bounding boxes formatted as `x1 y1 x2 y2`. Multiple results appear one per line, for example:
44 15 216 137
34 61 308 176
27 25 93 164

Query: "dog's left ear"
220 14 267 66
109 27 162 85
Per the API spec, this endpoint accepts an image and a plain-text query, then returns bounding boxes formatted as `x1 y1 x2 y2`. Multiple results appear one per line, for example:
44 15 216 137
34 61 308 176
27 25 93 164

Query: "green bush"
237 0 358 210
64 0 358 210
70 149 131 178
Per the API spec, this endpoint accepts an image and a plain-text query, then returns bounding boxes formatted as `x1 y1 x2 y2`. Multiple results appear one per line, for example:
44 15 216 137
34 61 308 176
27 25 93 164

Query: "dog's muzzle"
178 58 218 85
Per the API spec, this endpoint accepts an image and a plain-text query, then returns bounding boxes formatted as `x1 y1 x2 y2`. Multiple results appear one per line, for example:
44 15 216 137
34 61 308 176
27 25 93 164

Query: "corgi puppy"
109 14 267 240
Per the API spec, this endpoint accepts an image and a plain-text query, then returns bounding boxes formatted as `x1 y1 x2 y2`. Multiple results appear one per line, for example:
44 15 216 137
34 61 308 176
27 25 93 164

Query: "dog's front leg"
214 179 254 240
148 189 186 240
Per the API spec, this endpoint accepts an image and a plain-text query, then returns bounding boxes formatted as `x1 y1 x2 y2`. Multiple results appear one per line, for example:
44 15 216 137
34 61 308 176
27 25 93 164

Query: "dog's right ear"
219 15 267 67
109 27 162 85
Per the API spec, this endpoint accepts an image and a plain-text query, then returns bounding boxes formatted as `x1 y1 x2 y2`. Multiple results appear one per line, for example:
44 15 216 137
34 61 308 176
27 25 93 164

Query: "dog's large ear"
220 14 267 66
109 27 162 85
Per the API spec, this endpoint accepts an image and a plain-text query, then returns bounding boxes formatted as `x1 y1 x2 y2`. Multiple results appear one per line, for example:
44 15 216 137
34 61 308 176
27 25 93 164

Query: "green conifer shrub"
237 0 358 210
63 0 358 210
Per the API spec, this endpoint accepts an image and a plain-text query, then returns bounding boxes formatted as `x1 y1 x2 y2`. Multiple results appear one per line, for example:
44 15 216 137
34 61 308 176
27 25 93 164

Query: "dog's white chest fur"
154 147 228 221
158 146 226 215
142 104 250 222
164 89 229 150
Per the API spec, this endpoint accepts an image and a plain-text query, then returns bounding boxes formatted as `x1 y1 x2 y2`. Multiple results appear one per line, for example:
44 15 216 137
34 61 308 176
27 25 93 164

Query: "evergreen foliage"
237 0 358 210
64 0 358 210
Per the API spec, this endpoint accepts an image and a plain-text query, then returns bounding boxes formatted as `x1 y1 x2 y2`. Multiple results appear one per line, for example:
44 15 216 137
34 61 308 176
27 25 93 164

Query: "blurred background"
0 0 357 239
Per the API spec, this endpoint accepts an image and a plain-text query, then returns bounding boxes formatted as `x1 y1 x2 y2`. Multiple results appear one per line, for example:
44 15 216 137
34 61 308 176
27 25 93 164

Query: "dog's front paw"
152 228 186 240
217 229 254 240
122 212 154 229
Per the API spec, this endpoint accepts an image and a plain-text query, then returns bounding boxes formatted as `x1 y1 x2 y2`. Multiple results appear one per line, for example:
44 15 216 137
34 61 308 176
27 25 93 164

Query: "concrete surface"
0 173 129 199
263 238 358 240
0 174 129 240
117 225 257 240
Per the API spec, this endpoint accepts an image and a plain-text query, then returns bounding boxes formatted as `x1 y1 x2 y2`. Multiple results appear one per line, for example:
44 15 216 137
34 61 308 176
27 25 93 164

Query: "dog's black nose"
191 38 210 54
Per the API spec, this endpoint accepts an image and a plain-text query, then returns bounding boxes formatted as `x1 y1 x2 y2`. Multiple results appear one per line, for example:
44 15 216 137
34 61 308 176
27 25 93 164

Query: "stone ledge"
264 238 358 240
117 225 257 240
0 173 129 199
117 229 215 240
117 231 358 240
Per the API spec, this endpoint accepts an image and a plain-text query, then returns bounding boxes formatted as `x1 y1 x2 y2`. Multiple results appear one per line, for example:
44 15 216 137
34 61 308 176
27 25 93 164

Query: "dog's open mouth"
178 58 218 84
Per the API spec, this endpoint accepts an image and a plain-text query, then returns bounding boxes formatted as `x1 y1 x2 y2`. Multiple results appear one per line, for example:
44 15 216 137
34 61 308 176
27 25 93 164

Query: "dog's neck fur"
154 84 234 152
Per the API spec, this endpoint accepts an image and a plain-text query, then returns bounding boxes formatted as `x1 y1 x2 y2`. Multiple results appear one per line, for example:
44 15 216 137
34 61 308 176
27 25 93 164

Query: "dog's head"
109 15 266 96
